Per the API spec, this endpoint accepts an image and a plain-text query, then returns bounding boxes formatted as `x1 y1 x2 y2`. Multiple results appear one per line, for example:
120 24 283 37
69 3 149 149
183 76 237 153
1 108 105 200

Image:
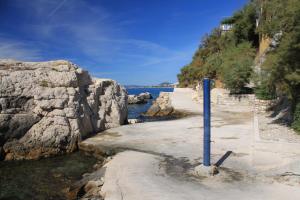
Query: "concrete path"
81 88 300 200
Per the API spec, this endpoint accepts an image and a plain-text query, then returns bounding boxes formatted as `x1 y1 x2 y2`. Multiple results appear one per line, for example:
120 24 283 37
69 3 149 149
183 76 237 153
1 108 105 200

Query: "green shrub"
255 86 276 100
220 42 256 93
292 102 300 133
255 79 276 100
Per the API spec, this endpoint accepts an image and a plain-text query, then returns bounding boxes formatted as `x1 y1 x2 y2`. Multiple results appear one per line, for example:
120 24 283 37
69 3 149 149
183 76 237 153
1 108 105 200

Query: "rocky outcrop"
192 83 202 103
145 92 173 116
128 92 152 104
67 161 106 200
0 60 127 160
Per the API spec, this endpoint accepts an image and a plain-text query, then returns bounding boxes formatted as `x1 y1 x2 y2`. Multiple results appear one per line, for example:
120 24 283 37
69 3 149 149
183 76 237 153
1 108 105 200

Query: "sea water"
127 87 174 120
0 152 97 200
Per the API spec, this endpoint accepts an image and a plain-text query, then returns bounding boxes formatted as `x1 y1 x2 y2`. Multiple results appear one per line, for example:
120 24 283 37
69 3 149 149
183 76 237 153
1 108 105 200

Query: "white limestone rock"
145 92 174 116
0 60 128 160
128 92 153 104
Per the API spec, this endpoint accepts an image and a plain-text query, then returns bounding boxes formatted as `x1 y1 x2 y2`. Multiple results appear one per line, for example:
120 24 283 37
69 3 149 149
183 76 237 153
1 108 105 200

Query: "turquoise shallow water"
0 151 97 200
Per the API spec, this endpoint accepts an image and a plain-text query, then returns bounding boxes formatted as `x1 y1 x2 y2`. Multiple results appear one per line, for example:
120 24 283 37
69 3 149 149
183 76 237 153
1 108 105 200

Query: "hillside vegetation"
177 0 300 131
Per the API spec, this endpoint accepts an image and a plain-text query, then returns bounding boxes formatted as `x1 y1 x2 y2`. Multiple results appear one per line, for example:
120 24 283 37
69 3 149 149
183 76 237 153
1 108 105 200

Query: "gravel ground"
258 112 300 143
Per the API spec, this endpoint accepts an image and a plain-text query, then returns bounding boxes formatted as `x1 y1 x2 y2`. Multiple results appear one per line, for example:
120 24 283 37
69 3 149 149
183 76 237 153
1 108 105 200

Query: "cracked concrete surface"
81 88 300 200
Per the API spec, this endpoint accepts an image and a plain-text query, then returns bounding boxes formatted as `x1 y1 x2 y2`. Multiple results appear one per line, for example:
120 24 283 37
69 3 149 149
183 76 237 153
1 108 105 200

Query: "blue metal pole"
203 78 211 166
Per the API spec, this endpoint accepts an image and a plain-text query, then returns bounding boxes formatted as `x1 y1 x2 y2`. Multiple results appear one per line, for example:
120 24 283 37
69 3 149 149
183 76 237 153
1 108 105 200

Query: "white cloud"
47 0 68 19
0 38 41 61
1 0 193 72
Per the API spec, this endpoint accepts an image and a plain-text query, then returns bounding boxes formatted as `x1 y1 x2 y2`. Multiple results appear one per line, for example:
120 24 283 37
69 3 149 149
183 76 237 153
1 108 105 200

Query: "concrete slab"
101 151 300 200
81 88 300 200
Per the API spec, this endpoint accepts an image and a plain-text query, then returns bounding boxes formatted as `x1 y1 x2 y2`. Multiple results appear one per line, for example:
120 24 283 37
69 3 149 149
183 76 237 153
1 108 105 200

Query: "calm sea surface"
127 87 174 120
0 151 97 200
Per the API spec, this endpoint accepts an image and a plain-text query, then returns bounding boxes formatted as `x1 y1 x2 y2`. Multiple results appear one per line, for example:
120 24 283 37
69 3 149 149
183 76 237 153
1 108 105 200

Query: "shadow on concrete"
214 151 232 167
267 97 293 126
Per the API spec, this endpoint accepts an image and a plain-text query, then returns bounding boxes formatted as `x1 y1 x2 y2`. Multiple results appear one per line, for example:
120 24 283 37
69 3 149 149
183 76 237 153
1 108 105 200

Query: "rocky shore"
0 60 128 160
128 92 152 104
145 92 174 116
79 88 300 200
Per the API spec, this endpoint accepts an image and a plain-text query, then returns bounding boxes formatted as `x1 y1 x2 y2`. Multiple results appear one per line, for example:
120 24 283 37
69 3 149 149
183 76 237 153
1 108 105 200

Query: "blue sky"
0 0 248 85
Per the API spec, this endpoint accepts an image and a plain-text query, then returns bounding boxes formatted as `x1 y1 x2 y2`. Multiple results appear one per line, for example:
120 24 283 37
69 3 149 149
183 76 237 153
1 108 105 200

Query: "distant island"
125 82 177 89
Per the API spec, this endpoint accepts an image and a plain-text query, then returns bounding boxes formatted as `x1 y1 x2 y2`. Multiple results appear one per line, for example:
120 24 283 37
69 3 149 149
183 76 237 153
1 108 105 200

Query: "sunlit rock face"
146 92 173 116
128 92 153 104
0 60 128 160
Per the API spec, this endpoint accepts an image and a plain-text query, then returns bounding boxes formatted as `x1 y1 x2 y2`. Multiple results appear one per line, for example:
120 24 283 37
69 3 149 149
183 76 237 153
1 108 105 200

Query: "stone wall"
0 60 127 160
192 87 275 112
253 99 277 113
193 88 256 106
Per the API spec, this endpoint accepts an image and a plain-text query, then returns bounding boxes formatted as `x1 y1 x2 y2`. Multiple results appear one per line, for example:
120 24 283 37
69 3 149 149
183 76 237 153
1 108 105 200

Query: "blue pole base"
194 164 218 177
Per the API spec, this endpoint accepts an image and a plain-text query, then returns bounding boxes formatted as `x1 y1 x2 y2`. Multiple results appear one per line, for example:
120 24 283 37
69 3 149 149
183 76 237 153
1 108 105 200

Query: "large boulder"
145 92 173 116
139 92 152 100
0 60 128 160
128 92 152 104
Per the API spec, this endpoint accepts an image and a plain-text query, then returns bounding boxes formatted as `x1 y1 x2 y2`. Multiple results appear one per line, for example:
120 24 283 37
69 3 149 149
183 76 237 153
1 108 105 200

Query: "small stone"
95 179 104 186
84 181 98 192
128 119 142 124
93 162 103 170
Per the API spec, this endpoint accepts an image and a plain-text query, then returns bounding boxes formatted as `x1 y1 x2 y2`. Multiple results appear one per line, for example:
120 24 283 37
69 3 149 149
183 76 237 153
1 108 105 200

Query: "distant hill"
124 85 144 89
158 82 173 87
125 82 175 89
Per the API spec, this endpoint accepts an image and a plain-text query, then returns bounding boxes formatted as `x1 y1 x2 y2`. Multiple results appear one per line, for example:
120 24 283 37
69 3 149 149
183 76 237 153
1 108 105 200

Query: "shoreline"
80 88 300 200
2 87 300 199
125 86 175 89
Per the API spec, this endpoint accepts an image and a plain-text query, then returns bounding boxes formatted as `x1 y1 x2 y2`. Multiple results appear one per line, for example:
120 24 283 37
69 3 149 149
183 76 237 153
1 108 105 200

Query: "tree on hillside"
177 0 300 131
222 2 259 47
256 0 300 130
219 42 256 93
177 65 203 87
177 2 259 89
256 0 292 37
